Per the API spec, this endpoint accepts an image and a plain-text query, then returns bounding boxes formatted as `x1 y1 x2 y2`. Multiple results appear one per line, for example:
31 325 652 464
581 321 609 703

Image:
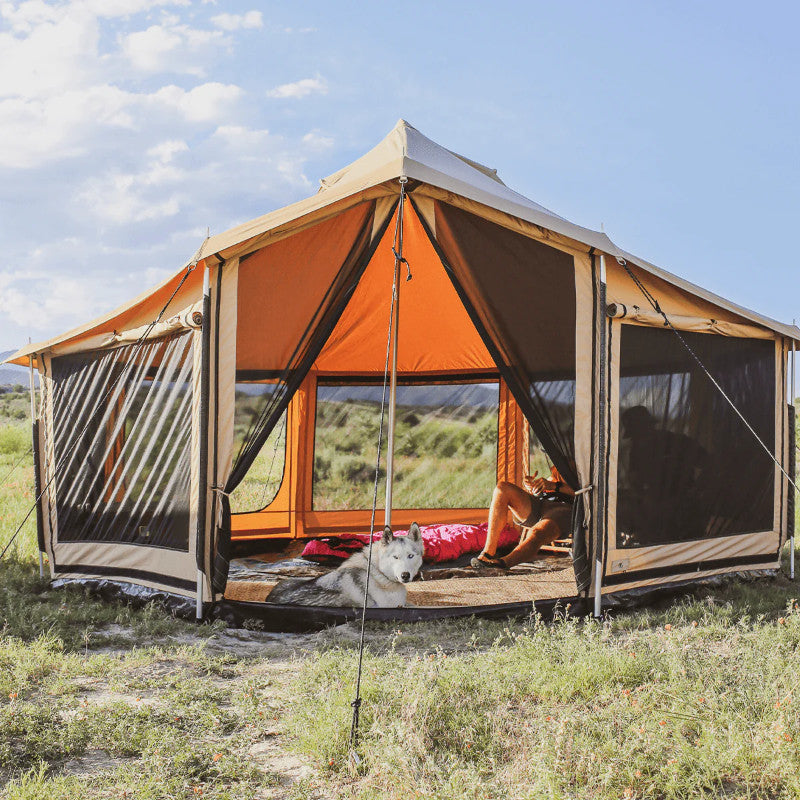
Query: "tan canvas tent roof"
6 119 799 367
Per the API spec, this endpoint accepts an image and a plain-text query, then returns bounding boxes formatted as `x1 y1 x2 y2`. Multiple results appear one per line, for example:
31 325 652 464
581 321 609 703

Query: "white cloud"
0 82 241 168
302 131 334 150
0 270 101 331
0 85 136 168
75 137 192 223
0 1 334 348
119 21 227 75
0 4 98 97
77 170 184 224
211 11 262 31
147 139 189 162
84 0 190 18
150 82 243 122
75 122 316 226
267 77 327 99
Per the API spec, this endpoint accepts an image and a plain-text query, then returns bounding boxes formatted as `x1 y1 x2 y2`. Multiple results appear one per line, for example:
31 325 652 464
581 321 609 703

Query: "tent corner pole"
196 570 204 620
28 354 44 579
788 319 800 580
594 254 609 619
196 264 212 621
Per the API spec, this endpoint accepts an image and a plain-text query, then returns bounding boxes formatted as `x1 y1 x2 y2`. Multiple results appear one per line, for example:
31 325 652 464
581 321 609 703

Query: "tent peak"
317 118 508 194
392 118 506 185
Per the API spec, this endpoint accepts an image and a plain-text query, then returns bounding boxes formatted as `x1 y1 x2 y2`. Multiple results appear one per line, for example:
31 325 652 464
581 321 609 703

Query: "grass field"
230 390 501 514
0 407 799 798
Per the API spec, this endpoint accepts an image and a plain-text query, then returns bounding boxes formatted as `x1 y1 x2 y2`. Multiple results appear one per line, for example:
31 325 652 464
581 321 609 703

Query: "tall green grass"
289 595 800 799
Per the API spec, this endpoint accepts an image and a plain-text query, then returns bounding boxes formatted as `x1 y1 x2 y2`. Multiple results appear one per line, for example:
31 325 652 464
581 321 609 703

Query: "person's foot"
470 553 509 571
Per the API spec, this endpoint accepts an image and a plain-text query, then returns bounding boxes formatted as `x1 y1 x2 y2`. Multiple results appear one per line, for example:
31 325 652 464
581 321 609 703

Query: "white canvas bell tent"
8 120 798 626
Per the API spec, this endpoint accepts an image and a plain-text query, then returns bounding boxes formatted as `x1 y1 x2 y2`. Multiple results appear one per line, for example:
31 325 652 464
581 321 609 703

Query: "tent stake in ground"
4 119 798 629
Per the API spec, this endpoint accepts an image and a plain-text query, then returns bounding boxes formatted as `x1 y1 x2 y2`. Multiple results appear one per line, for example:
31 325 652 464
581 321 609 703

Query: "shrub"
0 426 29 455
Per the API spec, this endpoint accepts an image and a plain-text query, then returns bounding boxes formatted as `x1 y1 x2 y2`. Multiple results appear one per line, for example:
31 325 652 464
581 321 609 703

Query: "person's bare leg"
501 519 562 567
477 481 533 560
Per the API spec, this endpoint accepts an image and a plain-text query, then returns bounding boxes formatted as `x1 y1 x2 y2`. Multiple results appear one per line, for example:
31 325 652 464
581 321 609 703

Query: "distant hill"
0 350 38 389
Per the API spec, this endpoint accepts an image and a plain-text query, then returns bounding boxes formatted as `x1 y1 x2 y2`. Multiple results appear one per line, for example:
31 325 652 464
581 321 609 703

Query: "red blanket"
300 522 520 563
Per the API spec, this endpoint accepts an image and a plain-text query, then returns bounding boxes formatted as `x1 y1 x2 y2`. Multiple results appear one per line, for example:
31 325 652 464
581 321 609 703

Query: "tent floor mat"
224 563 576 607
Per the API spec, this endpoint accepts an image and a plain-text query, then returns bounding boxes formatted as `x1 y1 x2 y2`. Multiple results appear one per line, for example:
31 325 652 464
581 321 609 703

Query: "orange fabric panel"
314 203 494 374
497 380 526 487
294 372 317 538
236 202 374 370
231 507 487 540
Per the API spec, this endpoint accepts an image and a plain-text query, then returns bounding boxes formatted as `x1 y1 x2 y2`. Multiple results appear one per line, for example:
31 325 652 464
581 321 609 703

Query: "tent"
7 120 798 627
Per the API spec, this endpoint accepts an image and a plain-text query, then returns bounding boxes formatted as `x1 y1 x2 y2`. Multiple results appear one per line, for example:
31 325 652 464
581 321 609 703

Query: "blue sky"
1 0 798 356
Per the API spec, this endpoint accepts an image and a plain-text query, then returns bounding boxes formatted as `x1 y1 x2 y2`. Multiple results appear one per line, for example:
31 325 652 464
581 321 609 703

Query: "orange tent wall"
230 203 527 540
314 203 495 375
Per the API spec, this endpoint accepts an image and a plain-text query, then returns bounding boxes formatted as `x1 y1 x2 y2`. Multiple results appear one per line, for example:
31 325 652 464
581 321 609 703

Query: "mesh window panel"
432 202 577 487
617 326 775 549
313 380 500 511
51 333 194 551
230 381 287 513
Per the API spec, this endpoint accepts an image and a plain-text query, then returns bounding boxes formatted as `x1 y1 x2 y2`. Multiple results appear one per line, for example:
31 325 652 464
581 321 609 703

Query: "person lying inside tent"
471 466 574 570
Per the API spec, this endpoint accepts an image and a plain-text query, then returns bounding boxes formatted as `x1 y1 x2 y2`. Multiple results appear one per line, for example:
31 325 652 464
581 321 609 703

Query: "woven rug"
224 564 575 608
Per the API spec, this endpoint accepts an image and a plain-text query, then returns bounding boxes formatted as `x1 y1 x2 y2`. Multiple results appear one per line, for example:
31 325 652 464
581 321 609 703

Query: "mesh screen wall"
431 202 578 489
50 333 194 551
229 380 286 514
616 326 775 549
313 380 500 511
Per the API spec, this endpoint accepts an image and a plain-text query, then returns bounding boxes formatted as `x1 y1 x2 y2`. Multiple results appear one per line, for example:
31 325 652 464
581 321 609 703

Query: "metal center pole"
384 179 407 528
383 265 400 527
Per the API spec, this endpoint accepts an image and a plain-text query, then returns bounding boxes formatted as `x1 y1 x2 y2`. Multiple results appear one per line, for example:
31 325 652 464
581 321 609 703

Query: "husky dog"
265 523 424 607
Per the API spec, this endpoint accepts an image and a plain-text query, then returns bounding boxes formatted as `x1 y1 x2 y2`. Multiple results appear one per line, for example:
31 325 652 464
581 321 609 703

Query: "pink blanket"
300 522 520 563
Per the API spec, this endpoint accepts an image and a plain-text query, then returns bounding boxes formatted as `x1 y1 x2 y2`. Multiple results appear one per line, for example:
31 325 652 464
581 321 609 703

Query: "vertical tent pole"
787 320 800 580
29 354 43 579
594 254 609 619
196 264 211 620
383 261 400 527
384 178 407 528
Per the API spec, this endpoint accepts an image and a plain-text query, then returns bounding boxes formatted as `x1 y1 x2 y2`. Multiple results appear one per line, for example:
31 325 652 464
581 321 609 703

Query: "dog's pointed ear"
381 526 394 544
408 522 421 542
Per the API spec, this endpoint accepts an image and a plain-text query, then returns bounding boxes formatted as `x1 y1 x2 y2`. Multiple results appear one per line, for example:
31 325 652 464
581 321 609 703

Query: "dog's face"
379 522 424 584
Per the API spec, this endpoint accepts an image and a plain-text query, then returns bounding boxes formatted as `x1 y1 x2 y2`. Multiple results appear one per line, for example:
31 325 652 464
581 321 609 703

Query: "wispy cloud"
119 21 229 75
211 11 263 31
267 77 327 99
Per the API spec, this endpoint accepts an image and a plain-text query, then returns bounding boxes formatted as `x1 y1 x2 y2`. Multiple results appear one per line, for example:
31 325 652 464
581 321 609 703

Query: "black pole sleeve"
32 420 45 554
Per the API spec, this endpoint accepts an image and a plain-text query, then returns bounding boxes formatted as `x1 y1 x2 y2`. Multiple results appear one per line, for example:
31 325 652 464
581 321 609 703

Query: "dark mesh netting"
229 380 286 514
616 326 775 549
430 202 578 489
50 332 194 551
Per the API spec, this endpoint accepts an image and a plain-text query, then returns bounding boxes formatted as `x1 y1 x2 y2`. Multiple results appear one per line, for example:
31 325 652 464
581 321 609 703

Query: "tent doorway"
220 198 580 610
